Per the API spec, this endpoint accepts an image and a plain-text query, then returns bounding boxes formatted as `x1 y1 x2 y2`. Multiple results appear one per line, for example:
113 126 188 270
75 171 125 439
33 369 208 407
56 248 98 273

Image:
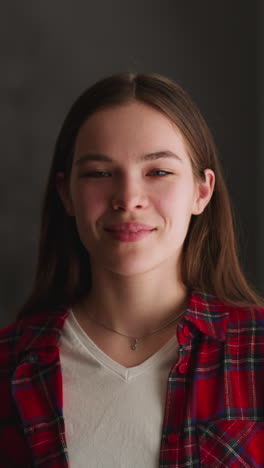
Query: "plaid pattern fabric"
0 309 69 467
1 291 264 467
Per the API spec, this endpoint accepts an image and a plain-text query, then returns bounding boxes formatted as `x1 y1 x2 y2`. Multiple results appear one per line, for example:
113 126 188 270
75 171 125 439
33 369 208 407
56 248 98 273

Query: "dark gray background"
1 1 262 327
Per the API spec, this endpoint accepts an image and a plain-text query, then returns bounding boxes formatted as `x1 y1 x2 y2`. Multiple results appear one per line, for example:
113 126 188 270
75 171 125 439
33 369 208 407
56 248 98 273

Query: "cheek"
71 185 105 221
154 191 174 214
155 184 194 215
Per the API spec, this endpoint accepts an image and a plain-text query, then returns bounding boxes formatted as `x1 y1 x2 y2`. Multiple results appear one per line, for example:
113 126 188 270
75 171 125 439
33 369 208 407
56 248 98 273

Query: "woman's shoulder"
226 302 264 323
191 290 264 331
0 308 69 368
0 318 24 371
211 293 264 334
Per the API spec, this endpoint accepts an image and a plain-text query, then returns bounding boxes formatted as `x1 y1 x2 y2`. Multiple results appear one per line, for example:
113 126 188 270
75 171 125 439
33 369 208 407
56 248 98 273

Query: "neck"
79 262 189 337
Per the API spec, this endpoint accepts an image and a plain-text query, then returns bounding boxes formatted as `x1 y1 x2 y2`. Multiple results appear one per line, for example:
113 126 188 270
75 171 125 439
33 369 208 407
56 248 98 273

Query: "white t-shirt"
60 310 179 468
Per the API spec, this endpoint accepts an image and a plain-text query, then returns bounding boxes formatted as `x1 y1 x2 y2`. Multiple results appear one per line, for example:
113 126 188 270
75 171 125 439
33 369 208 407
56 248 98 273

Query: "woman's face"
58 101 214 277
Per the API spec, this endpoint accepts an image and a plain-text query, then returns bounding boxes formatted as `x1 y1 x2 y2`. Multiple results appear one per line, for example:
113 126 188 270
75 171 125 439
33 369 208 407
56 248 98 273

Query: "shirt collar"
183 290 230 341
14 308 70 362
15 290 230 360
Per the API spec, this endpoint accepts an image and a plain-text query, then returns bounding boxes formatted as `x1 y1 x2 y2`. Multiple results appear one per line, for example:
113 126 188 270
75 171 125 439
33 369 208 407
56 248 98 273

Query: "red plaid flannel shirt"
1 290 264 467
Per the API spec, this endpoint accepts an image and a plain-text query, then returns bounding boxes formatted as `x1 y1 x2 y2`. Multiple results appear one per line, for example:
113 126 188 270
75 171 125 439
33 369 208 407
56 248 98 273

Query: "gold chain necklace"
87 309 186 350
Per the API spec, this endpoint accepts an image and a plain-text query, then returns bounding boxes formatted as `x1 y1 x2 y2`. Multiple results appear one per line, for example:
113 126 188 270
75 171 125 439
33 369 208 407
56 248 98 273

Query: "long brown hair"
18 72 263 317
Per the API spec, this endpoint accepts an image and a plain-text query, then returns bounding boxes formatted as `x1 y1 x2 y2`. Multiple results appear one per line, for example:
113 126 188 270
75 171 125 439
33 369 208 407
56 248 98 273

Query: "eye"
148 170 173 177
80 169 173 178
81 171 111 178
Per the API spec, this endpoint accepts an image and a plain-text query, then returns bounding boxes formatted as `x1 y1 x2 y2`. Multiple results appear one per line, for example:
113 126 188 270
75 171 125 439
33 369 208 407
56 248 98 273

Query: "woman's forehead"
73 101 189 162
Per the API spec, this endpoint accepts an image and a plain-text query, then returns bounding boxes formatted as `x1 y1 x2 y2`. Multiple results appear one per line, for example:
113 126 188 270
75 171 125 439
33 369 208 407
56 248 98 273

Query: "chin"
103 258 159 277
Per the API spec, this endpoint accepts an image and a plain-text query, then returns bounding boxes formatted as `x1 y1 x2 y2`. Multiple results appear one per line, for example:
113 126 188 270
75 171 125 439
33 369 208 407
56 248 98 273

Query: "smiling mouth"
107 228 155 233
105 228 156 242
105 222 156 232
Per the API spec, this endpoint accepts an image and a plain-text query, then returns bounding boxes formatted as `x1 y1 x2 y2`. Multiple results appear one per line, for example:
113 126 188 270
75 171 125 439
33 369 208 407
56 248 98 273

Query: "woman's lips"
106 222 155 232
105 222 156 242
106 228 155 242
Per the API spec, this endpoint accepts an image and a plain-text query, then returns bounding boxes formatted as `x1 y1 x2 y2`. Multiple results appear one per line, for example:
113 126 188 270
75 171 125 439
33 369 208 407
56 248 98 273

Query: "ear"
56 172 75 216
192 169 215 215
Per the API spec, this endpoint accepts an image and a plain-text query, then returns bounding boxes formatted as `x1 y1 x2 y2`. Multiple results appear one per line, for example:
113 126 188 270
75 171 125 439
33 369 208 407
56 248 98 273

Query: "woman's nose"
111 176 149 211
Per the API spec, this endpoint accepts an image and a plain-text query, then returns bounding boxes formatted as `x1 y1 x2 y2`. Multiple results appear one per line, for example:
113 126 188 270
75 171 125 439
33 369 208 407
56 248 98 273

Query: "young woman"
1 72 264 468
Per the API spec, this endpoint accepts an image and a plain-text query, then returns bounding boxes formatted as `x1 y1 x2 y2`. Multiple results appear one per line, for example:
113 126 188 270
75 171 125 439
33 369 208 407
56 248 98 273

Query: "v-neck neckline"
63 310 179 381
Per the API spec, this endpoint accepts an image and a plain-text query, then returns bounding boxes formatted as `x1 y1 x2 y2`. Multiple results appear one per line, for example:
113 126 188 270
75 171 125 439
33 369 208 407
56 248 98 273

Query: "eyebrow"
75 150 183 165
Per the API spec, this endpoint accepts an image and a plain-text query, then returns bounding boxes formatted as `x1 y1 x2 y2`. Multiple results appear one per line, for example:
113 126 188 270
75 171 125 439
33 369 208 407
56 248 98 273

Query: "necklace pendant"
131 338 138 351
